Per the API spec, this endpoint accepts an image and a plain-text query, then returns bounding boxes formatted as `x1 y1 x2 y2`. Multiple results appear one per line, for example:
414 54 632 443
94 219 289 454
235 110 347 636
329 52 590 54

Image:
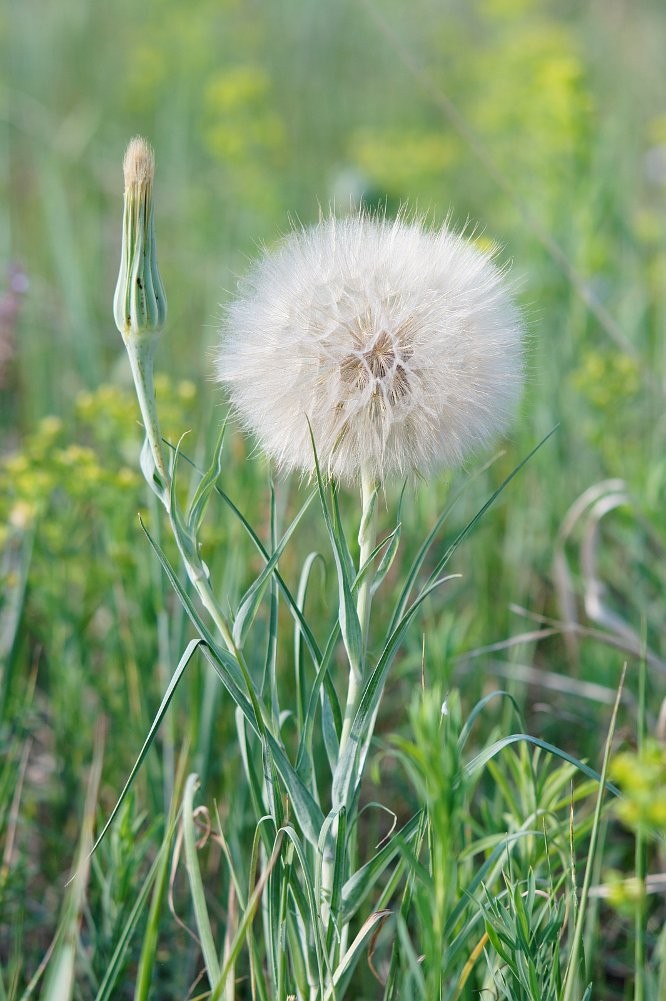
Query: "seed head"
113 136 167 340
216 214 524 484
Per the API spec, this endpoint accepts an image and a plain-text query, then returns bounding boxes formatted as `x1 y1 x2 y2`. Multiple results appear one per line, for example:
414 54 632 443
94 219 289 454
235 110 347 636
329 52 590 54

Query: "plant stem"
338 467 378 757
323 466 378 951
356 465 378 664
562 665 626 1001
125 335 170 494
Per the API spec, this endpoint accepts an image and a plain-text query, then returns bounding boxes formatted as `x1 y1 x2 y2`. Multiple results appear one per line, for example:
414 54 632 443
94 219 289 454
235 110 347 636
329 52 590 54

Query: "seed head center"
339 329 411 405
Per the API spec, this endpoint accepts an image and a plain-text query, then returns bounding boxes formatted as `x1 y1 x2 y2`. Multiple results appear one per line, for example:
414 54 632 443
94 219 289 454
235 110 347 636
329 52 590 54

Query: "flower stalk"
322 466 378 940
113 138 238 658
340 466 378 757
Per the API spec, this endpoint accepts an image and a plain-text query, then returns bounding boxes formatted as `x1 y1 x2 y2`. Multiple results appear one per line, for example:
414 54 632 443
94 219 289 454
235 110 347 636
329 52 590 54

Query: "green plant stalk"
127 342 284 837
124 334 310 997
148 487 176 811
561 665 626 1001
125 334 241 665
339 466 378 758
125 335 170 493
322 466 378 948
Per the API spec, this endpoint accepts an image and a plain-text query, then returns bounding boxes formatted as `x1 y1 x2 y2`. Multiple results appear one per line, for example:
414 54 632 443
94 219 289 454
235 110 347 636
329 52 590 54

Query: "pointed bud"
113 136 167 339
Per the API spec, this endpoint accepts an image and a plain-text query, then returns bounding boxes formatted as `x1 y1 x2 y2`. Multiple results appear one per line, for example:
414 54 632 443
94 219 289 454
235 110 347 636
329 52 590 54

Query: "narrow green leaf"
89 638 203 859
369 523 402 597
187 420 227 535
200 646 324 847
388 431 557 636
170 446 345 747
426 426 559 588
236 707 267 823
332 574 460 811
141 521 325 845
168 436 201 570
464 733 620 796
279 826 331 1000
341 811 422 922
295 552 326 729
265 482 280 721
134 757 188 1001
458 690 524 749
324 909 391 1001
183 774 220 987
396 914 427 996
208 470 344 739
325 807 348 955
330 482 356 584
309 421 362 678
561 667 626 1001
232 487 315 649
209 829 286 1001
383 810 429 1001
296 623 340 777
170 448 322 667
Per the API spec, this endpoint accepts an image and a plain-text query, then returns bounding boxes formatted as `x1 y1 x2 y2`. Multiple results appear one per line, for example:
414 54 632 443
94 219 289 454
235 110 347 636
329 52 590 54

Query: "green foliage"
2 0 665 997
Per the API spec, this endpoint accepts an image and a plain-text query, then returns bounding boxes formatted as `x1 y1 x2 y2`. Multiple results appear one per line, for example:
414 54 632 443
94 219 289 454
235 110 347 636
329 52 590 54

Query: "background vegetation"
1 0 665 997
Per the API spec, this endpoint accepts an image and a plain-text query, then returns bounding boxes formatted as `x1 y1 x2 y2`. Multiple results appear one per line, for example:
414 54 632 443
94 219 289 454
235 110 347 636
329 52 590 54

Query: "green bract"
113 137 167 340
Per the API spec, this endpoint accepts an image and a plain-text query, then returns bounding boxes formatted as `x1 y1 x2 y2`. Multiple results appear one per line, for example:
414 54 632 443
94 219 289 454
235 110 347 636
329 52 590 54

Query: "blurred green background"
1 0 666 996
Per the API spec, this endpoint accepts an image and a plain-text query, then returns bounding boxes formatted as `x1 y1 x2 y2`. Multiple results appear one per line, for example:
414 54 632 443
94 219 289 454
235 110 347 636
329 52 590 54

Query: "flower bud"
113 137 167 339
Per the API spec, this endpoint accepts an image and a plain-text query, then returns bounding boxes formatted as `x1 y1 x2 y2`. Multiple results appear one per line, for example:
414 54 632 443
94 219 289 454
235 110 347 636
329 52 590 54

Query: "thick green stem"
322 467 378 947
125 335 239 661
125 334 170 495
356 466 378 662
338 467 378 756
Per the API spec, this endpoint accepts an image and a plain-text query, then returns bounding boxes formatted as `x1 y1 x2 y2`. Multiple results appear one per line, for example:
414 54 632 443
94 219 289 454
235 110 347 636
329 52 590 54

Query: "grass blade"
88 639 203 860
233 487 315 650
332 574 460 811
561 666 626 1001
309 422 363 680
182 773 221 988
465 734 620 796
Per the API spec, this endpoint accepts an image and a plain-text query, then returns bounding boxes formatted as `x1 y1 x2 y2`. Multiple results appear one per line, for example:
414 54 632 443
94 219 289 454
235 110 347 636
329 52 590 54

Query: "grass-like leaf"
560 667 626 1001
187 420 227 535
141 520 325 844
341 811 422 922
309 421 363 680
424 427 559 588
464 734 620 797
232 486 315 649
88 638 203 860
332 574 460 812
182 773 221 988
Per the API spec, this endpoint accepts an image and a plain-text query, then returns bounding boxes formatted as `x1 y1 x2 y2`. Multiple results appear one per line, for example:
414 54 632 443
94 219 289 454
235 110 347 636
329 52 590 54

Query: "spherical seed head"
123 136 155 191
216 214 524 485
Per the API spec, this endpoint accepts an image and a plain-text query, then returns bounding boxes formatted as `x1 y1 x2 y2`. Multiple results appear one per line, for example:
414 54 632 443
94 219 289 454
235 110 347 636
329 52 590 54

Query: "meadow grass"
1 0 665 998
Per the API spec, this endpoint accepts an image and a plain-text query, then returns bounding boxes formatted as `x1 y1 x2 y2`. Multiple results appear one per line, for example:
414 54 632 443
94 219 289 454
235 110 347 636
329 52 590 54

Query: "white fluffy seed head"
216 214 524 485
